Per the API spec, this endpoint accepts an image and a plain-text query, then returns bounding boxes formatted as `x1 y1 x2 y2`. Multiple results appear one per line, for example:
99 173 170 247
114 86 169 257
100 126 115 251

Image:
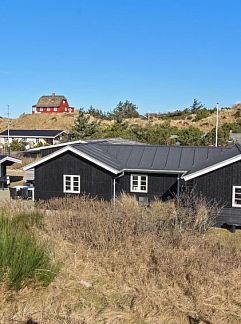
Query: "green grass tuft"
0 212 58 290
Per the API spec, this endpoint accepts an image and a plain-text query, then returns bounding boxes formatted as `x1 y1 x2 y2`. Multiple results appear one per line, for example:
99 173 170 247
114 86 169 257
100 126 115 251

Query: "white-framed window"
232 186 241 207
40 108 43 112
63 175 80 193
130 174 148 193
36 138 40 143
54 107 57 112
47 107 50 112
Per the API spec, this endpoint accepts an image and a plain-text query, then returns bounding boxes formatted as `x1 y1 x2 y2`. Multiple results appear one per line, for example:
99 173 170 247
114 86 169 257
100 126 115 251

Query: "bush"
194 108 210 121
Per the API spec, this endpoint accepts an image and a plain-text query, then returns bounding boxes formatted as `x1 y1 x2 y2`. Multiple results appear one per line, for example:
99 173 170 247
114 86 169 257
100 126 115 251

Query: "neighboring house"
32 93 75 114
0 155 21 188
23 142 241 227
0 129 66 147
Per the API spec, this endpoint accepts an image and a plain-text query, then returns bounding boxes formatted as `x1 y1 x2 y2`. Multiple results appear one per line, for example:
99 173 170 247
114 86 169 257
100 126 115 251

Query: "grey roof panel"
73 144 122 171
67 142 241 175
151 146 170 169
179 147 196 170
123 146 146 168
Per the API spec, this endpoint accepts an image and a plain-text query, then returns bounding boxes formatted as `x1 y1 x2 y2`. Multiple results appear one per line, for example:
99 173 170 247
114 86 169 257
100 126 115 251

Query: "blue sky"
0 0 241 117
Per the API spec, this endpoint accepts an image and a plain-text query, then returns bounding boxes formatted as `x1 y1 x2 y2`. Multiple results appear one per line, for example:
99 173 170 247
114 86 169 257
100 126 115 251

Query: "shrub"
194 108 210 121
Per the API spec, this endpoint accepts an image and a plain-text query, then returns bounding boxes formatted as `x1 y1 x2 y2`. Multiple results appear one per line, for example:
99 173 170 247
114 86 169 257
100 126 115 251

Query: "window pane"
141 186 146 191
141 176 146 181
73 186 79 191
235 199 241 205
65 176 71 181
65 185 71 191
73 177 79 181
132 176 138 181
236 188 241 193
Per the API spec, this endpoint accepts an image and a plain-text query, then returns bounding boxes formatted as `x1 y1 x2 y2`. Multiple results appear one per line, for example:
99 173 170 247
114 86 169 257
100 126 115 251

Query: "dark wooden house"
23 142 241 227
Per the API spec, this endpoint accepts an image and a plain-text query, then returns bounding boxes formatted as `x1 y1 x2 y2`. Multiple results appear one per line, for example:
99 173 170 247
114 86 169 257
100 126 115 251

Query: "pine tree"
190 99 204 113
71 108 98 139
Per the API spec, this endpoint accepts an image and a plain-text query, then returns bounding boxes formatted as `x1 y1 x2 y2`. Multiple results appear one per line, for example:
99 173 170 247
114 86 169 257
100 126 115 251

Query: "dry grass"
0 195 241 323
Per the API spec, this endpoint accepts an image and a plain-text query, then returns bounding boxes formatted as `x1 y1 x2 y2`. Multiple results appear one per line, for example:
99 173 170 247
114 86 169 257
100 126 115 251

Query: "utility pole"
215 102 219 147
6 105 10 154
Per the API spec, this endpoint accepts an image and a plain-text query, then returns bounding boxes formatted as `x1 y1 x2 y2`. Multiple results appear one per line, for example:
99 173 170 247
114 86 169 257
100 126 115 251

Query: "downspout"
113 178 116 206
177 174 180 199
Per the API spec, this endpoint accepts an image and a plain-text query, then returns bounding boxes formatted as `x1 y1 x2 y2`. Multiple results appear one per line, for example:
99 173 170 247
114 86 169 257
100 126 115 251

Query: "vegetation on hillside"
3 99 241 147
69 99 241 146
1 196 241 323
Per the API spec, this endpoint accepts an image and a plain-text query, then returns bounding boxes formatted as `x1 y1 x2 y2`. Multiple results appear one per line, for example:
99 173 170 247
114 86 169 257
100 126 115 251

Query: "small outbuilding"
0 155 21 188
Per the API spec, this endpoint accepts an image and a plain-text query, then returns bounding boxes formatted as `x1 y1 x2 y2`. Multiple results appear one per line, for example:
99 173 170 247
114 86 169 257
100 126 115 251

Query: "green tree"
10 140 26 151
87 106 107 119
110 100 139 121
177 127 205 145
190 99 204 113
71 108 99 139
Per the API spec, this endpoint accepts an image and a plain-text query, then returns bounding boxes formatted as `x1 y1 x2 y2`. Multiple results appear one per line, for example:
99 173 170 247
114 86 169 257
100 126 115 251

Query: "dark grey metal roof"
71 143 241 174
0 129 65 138
73 143 122 170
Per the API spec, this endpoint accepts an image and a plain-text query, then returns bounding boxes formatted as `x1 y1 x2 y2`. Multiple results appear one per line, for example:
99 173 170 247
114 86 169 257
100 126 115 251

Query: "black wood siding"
1 164 6 177
116 173 178 201
34 152 113 200
189 160 241 207
185 160 241 226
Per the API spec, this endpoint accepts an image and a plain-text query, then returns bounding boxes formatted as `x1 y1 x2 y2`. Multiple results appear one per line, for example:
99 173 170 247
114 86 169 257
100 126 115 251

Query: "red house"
32 93 75 114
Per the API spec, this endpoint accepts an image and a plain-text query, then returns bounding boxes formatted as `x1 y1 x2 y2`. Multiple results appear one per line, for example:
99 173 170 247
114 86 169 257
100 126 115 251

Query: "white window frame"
232 186 241 207
40 108 43 112
63 175 80 194
130 174 148 193
54 107 57 112
47 107 50 112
